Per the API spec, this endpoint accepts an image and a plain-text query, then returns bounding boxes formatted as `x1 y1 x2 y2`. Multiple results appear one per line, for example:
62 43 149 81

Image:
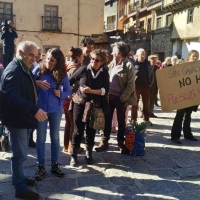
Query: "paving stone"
110 176 135 185
102 152 119 165
116 186 139 200
121 160 153 173
140 179 183 194
155 191 200 200
177 179 200 191
148 169 179 179
173 168 200 178
0 182 15 195
173 157 200 168
36 177 78 193
77 175 108 187
83 186 120 200
116 186 152 200
145 158 179 169
44 191 85 200
105 165 128 177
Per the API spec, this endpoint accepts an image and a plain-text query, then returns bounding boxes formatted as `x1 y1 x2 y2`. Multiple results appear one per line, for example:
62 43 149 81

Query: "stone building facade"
0 0 105 58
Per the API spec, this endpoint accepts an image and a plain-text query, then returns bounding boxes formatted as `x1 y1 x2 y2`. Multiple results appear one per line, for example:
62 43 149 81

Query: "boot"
85 145 94 165
118 141 129 154
95 140 109 152
70 147 78 167
29 130 36 148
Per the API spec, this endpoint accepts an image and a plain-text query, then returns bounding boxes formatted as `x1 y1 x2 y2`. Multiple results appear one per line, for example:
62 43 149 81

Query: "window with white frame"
187 9 194 23
156 17 161 29
106 15 116 30
166 14 172 26
43 5 62 31
0 2 13 23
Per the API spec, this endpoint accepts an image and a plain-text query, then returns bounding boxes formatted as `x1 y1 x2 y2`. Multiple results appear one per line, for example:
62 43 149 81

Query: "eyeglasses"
91 57 101 63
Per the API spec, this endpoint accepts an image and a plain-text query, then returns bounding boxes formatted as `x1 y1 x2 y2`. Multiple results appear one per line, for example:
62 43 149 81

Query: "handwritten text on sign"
156 60 200 111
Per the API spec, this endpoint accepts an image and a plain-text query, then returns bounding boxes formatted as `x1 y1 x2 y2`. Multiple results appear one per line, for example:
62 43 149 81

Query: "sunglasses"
91 57 101 63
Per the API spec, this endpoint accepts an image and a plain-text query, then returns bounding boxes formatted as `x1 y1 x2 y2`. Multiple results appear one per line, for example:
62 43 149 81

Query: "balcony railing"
147 0 161 6
119 8 127 18
129 3 137 14
42 16 62 32
119 8 128 22
163 0 200 12
105 22 116 31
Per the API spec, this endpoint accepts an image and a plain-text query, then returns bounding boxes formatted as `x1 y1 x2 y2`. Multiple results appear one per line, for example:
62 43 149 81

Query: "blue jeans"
7 126 31 193
36 110 62 165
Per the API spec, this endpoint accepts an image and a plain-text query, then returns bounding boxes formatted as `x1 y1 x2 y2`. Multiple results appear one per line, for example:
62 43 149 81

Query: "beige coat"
108 57 137 106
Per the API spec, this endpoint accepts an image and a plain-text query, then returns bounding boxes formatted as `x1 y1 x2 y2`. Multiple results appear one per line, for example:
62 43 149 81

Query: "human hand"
54 89 60 98
34 109 48 121
36 80 50 90
68 94 72 100
80 85 92 94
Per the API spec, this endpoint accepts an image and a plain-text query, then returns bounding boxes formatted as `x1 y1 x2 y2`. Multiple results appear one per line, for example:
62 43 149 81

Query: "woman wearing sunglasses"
69 49 109 166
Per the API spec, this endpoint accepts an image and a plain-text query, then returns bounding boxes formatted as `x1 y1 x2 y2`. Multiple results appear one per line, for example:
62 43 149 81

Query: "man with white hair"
0 40 48 199
131 48 154 124
171 55 178 66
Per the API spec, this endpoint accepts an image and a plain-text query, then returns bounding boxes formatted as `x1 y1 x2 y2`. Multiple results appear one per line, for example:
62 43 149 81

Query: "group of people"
0 35 199 200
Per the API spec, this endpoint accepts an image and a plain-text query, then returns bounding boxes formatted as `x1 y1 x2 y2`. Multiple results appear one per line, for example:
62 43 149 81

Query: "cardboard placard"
156 60 200 111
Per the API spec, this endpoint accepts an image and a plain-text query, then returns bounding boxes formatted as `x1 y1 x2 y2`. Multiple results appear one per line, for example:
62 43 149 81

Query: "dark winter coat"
0 57 39 128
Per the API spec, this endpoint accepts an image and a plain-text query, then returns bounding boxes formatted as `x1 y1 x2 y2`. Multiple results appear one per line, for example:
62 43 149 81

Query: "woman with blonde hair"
171 50 199 144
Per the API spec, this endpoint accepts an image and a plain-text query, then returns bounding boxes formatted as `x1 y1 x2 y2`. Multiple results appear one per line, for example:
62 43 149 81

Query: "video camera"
1 20 11 32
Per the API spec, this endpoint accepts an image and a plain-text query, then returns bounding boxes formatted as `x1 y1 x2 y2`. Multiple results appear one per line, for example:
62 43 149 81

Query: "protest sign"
156 60 200 111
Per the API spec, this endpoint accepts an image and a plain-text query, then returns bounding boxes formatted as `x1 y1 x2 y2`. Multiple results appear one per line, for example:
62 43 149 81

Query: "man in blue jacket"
0 41 48 199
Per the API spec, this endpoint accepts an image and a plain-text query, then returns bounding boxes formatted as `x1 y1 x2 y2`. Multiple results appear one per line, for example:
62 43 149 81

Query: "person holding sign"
171 50 199 144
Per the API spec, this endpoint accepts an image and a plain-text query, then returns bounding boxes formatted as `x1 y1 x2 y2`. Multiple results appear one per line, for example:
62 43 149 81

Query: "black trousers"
171 107 194 140
103 97 127 142
72 103 96 148
3 47 14 69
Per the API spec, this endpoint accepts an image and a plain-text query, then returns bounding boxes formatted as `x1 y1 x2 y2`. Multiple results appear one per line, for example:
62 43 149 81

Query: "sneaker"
35 165 46 181
15 189 40 200
50 163 65 177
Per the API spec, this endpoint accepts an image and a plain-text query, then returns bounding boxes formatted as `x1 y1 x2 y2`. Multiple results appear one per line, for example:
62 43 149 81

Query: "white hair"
136 48 145 56
165 57 171 62
16 41 38 56
171 55 178 62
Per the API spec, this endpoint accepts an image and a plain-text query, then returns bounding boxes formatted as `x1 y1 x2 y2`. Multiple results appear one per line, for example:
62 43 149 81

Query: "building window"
166 14 172 26
106 15 116 30
0 2 13 23
156 17 161 29
42 5 62 31
43 45 60 54
147 18 152 32
187 9 194 23
140 20 145 32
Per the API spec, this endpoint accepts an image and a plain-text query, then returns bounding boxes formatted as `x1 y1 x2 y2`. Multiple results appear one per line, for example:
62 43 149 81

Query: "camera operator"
1 20 18 69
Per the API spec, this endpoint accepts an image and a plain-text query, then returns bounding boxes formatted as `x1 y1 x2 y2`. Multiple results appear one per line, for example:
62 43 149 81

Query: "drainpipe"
78 0 80 46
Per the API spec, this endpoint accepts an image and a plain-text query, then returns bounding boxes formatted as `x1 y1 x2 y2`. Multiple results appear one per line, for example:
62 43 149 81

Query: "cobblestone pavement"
0 105 200 200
